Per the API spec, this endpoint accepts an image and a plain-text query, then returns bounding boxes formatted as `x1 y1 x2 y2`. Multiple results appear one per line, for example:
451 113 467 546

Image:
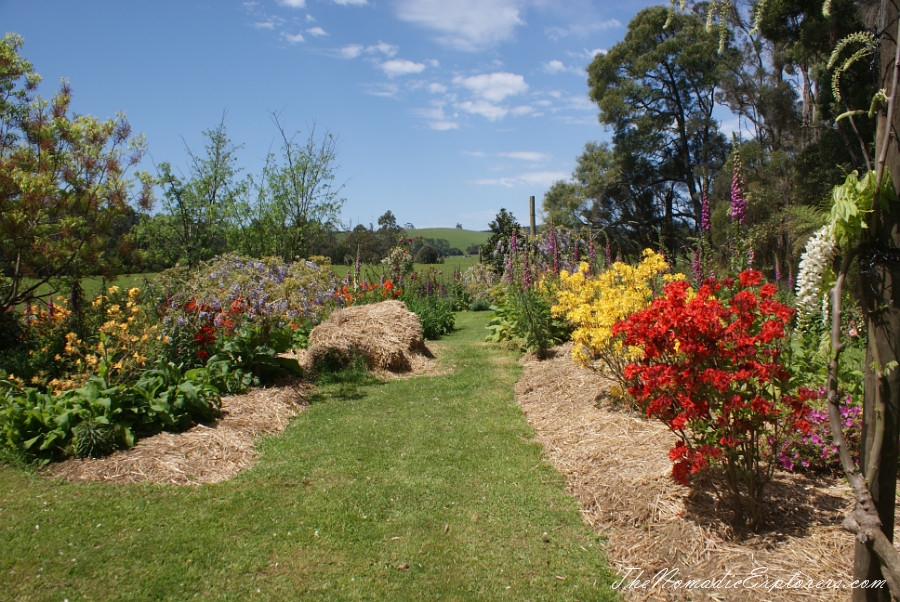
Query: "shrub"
486 286 569 357
552 249 678 385
461 263 498 303
780 391 862 472
414 244 440 264
613 270 810 527
401 293 455 339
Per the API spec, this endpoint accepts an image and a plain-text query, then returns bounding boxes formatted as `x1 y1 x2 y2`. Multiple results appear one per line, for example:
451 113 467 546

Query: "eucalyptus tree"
138 114 248 267
587 5 736 238
255 116 345 262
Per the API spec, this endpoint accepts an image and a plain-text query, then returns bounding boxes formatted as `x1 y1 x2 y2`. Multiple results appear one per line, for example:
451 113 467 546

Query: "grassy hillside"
407 228 489 252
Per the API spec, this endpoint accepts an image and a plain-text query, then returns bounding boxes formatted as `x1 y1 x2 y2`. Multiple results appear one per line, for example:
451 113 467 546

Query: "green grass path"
0 312 620 601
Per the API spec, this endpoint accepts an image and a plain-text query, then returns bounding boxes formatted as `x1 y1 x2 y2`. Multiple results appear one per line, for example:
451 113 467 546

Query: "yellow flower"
108 285 120 295
552 248 678 383
127 287 140 298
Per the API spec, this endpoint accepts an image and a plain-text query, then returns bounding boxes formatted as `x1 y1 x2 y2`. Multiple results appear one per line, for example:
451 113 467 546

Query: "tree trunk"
854 0 900 599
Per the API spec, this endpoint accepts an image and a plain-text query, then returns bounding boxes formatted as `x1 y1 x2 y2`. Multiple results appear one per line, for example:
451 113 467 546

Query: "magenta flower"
730 155 746 224
701 192 711 232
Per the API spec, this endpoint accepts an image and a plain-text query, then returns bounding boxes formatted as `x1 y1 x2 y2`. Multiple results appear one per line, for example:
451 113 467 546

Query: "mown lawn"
0 312 619 601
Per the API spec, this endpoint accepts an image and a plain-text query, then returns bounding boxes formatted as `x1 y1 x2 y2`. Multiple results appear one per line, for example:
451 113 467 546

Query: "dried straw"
515 343 898 602
307 300 431 372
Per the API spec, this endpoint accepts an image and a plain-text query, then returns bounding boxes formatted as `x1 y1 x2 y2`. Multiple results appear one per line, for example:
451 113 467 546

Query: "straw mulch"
515 343 897 602
306 300 432 373
49 381 308 485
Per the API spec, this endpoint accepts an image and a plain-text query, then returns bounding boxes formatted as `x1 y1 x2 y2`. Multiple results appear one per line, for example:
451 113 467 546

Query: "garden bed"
515 343 896 602
48 381 310 485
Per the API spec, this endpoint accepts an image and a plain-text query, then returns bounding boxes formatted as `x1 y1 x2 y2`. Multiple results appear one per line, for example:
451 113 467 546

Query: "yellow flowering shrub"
552 249 681 385
49 286 161 392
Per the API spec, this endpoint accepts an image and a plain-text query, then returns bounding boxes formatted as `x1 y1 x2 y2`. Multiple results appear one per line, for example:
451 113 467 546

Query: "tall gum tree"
586 5 735 242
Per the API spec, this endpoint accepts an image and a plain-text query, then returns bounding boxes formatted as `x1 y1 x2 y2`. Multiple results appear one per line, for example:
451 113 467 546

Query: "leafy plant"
486 287 569 357
613 270 810 528
552 249 678 383
401 293 456 340
219 324 303 383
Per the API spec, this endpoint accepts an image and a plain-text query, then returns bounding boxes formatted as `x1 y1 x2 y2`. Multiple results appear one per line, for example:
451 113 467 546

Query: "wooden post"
529 195 536 236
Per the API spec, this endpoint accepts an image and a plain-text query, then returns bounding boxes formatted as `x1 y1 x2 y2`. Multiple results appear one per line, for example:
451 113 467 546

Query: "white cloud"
278 0 306 7
543 60 567 74
363 82 401 97
284 31 305 43
542 59 583 76
427 82 448 94
380 58 427 77
394 0 524 51
453 72 527 102
338 44 364 58
458 100 509 121
371 42 399 56
472 171 568 188
254 20 277 29
413 103 459 130
307 26 327 36
546 18 621 41
337 41 398 59
333 0 368 4
500 151 550 162
569 47 605 62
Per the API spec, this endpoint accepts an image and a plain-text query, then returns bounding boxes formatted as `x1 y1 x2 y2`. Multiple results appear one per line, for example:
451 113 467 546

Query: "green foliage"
486 287 570 358
586 5 733 251
218 325 304 384
413 243 440 264
252 119 345 262
401 294 456 340
134 115 248 269
827 31 878 106
0 355 236 461
469 298 492 311
828 170 897 247
72 417 126 459
0 34 153 314
480 208 522 273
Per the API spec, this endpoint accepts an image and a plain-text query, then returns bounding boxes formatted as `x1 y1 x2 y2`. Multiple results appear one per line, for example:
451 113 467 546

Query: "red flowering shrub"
612 270 811 525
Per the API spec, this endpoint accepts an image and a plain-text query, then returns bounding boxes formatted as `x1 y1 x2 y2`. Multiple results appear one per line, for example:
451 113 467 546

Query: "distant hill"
407 228 490 252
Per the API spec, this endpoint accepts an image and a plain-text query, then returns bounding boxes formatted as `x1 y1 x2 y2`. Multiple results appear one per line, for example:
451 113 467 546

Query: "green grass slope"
407 228 489 251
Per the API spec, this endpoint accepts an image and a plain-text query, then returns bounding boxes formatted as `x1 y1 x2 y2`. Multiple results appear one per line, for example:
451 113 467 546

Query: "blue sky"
2 0 665 230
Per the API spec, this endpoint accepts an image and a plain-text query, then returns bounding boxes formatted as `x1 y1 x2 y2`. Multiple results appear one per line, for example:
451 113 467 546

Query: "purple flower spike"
701 192 711 232
730 154 746 225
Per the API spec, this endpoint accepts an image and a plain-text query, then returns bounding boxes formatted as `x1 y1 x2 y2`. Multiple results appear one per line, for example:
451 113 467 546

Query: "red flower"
739 269 763 288
616 270 813 489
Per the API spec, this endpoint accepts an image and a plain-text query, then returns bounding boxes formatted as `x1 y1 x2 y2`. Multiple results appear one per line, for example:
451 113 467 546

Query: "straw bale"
48 380 309 486
307 300 431 372
515 343 897 602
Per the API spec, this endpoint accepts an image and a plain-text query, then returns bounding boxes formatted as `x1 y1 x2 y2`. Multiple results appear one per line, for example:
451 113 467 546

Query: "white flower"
796 225 837 322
